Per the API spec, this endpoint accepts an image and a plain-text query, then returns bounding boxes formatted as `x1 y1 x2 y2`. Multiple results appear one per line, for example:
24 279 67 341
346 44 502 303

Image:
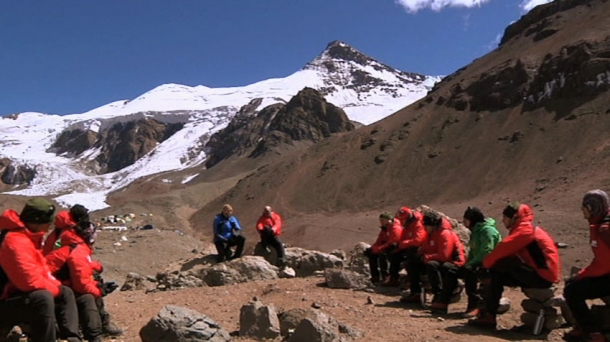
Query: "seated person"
468 203 560 329
256 206 286 267
407 211 465 314
43 204 89 255
213 204 245 262
47 220 120 342
459 207 501 318
0 198 82 342
385 207 427 287
564 190 610 342
364 212 403 284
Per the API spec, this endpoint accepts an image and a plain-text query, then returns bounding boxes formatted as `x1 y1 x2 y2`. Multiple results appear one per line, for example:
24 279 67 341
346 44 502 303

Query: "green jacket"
466 218 501 267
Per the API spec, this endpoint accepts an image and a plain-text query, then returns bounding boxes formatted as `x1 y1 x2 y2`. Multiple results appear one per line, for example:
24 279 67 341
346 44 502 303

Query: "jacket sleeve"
578 226 610 279
376 225 402 252
484 224 535 268
271 213 282 235
467 228 496 267
1 236 60 297
91 260 103 273
231 217 242 231
213 216 219 235
399 224 426 249
256 216 265 232
45 247 71 274
423 230 454 263
370 230 386 253
68 248 102 297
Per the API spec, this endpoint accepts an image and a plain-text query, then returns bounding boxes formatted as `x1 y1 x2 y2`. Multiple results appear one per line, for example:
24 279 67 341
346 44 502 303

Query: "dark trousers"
485 257 552 314
76 294 102 340
564 275 610 333
387 248 414 280
95 297 110 326
425 261 460 304
405 250 425 294
367 253 389 280
458 265 483 309
214 235 245 262
0 286 81 342
260 232 285 260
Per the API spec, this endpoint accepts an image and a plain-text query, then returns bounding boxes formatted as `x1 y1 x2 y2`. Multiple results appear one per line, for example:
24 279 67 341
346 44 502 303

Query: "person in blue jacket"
213 204 245 262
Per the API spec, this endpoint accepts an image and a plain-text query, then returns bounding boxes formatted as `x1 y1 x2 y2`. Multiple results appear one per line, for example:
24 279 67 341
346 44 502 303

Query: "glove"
263 225 274 236
370 245 381 254
99 281 119 296
230 221 238 229
385 243 398 254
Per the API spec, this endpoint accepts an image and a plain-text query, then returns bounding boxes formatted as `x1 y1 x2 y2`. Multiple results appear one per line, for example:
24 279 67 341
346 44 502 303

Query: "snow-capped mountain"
0 41 441 211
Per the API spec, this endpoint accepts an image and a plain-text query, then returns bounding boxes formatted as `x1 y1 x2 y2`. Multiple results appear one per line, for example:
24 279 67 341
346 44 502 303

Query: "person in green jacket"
459 206 501 318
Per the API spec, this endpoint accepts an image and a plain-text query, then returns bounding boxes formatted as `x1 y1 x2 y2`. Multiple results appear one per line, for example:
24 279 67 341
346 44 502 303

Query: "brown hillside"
190 0 610 271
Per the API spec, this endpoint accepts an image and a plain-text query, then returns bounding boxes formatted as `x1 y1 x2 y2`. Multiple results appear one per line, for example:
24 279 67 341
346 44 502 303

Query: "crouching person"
563 190 610 342
47 220 120 341
0 198 82 342
213 204 245 262
469 203 560 329
364 212 403 284
459 207 501 318
256 206 286 267
417 211 465 314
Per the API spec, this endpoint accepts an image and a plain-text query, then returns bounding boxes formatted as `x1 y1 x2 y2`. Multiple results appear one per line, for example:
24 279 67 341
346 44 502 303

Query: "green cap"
20 198 56 224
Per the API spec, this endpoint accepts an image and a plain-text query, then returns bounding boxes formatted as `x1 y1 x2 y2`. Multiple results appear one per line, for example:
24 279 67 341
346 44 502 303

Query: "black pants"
485 257 552 314
458 265 483 309
214 235 245 262
260 232 285 260
425 261 460 304
76 294 102 340
367 253 389 280
387 248 414 280
0 286 81 342
405 250 425 294
95 297 111 327
564 275 610 333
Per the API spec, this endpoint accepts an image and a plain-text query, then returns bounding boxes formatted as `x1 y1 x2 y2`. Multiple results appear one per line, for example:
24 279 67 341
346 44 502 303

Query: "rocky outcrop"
0 158 36 186
239 299 281 340
48 128 98 157
324 269 369 290
205 88 354 167
202 256 279 287
94 118 184 173
284 248 344 278
140 305 231 342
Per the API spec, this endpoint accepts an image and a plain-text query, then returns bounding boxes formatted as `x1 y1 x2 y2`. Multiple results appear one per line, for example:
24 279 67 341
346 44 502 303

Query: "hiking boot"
467 313 497 329
462 307 480 318
381 278 400 287
429 302 448 314
563 327 585 341
370 276 381 284
400 293 421 303
102 321 124 336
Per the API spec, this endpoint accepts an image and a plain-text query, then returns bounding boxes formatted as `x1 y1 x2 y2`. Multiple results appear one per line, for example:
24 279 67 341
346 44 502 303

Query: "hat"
422 211 441 227
463 207 485 225
582 190 609 219
397 206 412 220
20 198 56 224
69 204 89 223
379 212 393 220
502 202 521 219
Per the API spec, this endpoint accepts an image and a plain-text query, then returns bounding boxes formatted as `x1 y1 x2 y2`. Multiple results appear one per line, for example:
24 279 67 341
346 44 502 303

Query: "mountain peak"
309 40 374 67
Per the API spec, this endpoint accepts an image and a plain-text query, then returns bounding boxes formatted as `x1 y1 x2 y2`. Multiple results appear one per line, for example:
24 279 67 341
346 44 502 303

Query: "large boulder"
203 256 278 286
239 299 281 340
140 305 231 342
324 269 369 290
346 243 370 276
253 242 280 266
284 248 344 277
280 309 361 342
120 272 146 292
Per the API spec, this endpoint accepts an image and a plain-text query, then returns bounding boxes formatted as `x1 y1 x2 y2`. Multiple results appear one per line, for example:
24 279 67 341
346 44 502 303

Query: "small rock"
437 317 445 322
556 242 568 249
312 302 322 309
366 296 375 305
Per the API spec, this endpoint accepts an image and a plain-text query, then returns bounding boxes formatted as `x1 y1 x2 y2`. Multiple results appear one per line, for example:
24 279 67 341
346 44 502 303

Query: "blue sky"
0 0 550 116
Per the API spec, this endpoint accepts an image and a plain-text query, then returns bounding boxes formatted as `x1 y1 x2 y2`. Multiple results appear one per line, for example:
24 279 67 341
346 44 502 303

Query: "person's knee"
29 290 55 314
563 280 586 300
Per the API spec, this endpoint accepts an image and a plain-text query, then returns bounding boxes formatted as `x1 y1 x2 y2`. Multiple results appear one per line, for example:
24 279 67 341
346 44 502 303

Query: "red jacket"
577 213 610 279
371 219 403 254
398 211 427 250
419 218 466 266
0 210 61 299
43 210 76 255
46 229 103 297
256 212 282 236
483 204 560 283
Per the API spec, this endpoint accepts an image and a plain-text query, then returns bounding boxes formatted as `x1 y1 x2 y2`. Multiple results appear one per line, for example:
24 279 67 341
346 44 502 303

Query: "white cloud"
520 0 553 12
485 33 503 51
395 0 492 13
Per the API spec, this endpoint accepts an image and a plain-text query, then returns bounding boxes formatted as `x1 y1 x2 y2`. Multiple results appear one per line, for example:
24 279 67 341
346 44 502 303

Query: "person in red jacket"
256 206 285 266
47 220 120 342
364 212 403 284
407 211 465 313
0 198 82 342
469 202 560 329
43 204 89 256
563 190 610 342
385 207 427 287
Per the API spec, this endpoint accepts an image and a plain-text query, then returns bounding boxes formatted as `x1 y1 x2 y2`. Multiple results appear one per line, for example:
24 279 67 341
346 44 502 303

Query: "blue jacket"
213 214 242 242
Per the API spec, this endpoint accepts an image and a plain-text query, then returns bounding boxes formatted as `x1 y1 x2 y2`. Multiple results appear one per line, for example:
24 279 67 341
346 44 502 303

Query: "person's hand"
100 281 119 296
385 243 398 254
231 221 237 229
263 225 274 236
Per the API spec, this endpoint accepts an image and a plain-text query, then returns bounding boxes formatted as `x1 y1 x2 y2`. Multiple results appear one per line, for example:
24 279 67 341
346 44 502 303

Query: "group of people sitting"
0 199 122 342
212 204 286 266
365 190 610 342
